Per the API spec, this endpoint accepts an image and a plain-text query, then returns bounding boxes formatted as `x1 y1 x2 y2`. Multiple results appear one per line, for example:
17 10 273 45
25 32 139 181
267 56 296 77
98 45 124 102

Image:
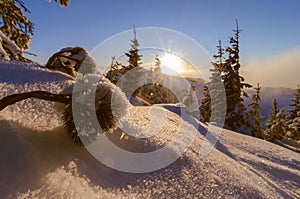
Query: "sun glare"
160 54 184 75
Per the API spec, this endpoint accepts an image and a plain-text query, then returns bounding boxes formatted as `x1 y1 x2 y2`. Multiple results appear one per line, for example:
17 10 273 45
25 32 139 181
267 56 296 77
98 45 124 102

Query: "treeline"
105 22 300 145
199 20 300 144
105 28 178 104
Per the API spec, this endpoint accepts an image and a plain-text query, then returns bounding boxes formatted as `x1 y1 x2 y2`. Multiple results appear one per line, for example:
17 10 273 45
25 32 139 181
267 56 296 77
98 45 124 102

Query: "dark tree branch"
0 91 71 111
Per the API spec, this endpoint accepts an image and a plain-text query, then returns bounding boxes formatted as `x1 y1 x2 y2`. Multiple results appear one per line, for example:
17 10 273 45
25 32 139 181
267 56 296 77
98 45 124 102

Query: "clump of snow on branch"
0 30 24 61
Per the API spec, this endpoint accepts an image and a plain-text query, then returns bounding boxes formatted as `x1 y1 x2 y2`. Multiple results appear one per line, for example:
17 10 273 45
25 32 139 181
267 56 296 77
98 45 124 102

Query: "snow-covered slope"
0 61 299 198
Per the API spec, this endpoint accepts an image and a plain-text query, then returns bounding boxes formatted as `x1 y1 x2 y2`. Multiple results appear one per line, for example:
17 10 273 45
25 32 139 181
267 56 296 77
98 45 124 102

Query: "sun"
160 53 184 75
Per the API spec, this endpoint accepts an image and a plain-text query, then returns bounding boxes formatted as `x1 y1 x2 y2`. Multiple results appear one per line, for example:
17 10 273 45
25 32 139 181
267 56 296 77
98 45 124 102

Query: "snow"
0 60 74 130
0 61 300 198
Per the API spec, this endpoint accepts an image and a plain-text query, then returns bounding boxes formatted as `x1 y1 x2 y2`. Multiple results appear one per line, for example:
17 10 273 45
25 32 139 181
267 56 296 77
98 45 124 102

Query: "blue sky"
25 0 300 88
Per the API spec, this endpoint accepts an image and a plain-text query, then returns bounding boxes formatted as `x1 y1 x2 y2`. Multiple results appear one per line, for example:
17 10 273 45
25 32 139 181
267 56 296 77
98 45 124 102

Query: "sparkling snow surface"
0 61 299 198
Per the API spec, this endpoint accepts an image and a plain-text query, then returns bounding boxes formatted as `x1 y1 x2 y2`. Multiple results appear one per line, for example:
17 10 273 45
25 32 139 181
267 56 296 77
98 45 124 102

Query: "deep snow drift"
0 61 299 198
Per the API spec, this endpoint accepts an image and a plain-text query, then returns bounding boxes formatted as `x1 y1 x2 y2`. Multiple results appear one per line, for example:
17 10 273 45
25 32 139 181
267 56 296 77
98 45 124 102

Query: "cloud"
242 47 300 89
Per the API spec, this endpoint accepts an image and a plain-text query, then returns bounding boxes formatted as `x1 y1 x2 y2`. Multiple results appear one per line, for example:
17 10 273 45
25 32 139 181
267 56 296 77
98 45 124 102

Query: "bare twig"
0 91 71 111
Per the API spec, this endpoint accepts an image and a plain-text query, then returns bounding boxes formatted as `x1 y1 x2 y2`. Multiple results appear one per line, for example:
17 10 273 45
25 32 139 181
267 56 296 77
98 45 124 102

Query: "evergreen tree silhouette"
264 99 288 142
286 85 300 141
288 85 300 120
0 0 70 61
125 26 143 69
222 20 252 131
248 83 264 138
200 39 225 123
200 85 211 122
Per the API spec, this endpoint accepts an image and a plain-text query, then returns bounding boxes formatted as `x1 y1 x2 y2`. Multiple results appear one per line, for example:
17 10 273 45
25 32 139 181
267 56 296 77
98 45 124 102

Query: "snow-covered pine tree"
209 40 227 124
152 55 178 104
0 0 33 50
200 39 225 123
287 111 300 142
141 55 163 103
248 83 264 138
0 0 33 61
199 85 211 122
286 85 300 141
222 20 252 132
105 56 125 84
116 27 145 99
125 26 143 69
288 85 300 121
182 84 195 112
137 55 178 105
0 0 70 62
268 98 279 125
264 99 288 142
154 55 164 84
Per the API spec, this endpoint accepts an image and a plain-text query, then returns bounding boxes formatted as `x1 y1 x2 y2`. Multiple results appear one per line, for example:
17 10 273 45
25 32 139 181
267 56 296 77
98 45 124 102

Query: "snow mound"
0 61 74 130
1 106 300 198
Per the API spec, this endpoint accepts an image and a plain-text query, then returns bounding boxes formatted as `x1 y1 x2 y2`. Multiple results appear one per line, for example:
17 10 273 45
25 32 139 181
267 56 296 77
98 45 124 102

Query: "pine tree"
0 0 70 62
200 39 225 123
248 83 264 138
125 26 142 69
222 20 252 131
288 85 300 120
286 111 300 142
272 99 279 118
209 40 227 124
0 0 33 61
105 56 124 84
154 55 163 83
199 85 211 122
286 85 300 141
264 99 288 142
105 27 143 85
117 27 144 99
137 55 178 105
0 0 33 51
182 84 196 112
151 55 165 103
